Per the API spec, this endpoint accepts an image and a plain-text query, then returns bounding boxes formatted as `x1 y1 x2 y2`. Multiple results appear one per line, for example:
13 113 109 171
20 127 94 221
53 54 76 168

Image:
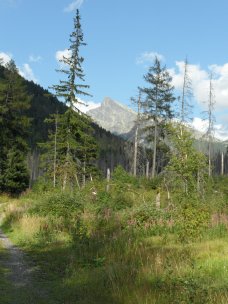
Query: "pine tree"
40 110 98 189
47 9 98 189
52 9 90 111
3 148 29 195
46 9 98 189
140 57 175 178
0 60 30 194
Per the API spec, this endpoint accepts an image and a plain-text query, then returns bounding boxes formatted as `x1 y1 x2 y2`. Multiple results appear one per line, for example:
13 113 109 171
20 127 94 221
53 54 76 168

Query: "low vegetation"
0 168 228 303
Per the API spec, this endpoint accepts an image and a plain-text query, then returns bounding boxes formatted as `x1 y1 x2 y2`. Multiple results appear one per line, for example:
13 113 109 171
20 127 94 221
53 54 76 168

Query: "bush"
176 204 210 243
125 203 172 236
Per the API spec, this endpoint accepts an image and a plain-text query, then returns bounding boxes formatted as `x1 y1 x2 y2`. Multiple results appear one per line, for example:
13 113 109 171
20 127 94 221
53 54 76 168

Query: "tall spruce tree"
48 9 97 189
140 57 175 178
0 60 30 194
52 9 90 110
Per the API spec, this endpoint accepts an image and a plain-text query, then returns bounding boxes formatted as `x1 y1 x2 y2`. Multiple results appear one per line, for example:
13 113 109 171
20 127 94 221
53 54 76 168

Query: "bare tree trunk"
208 135 212 177
146 160 149 179
133 126 138 177
197 170 200 192
207 73 215 177
221 151 224 176
133 94 141 177
63 139 70 191
82 159 86 188
106 168 110 192
74 174 80 189
53 113 58 188
63 172 67 191
152 120 157 179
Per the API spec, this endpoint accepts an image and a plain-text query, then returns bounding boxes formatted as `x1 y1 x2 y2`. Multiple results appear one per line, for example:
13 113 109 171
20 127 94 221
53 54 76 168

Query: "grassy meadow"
1 170 228 303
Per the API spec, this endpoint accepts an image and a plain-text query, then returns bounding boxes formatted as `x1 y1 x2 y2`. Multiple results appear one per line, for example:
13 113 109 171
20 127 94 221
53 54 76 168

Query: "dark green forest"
1 8 228 304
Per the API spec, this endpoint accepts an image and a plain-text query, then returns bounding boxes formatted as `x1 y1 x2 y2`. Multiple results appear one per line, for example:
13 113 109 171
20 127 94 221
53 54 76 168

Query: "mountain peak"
88 97 137 135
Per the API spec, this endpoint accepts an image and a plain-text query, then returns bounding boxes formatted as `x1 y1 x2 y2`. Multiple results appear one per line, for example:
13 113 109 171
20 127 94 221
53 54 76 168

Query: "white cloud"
64 0 84 12
0 51 12 65
191 117 228 141
29 55 42 63
19 63 38 83
55 49 72 65
170 61 228 110
136 51 164 65
74 98 100 113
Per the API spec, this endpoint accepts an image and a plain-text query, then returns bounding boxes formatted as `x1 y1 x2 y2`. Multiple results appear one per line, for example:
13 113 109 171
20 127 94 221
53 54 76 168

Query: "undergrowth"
1 172 228 303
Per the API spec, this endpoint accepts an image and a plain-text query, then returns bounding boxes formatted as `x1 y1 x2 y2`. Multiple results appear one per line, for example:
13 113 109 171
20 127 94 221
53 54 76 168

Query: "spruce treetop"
52 9 91 112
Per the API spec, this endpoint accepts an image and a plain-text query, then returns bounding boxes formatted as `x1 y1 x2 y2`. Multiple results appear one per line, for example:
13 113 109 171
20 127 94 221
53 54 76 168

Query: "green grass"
1 175 228 303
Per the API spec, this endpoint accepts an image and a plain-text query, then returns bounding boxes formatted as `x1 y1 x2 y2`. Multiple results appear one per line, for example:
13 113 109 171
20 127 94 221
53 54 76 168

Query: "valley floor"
1 176 228 303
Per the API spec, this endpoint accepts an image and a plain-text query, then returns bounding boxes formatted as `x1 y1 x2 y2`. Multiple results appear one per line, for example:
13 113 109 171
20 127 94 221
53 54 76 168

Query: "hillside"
0 66 134 178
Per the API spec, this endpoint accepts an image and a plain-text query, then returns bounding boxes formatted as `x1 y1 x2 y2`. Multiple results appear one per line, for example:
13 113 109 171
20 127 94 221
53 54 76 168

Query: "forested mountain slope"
0 65 133 177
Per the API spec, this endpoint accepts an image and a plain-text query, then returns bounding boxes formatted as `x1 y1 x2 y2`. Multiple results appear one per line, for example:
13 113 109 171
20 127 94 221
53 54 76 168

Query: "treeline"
0 9 225 195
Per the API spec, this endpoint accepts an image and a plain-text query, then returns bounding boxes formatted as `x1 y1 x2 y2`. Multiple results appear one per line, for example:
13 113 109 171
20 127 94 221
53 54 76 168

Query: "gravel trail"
0 229 50 304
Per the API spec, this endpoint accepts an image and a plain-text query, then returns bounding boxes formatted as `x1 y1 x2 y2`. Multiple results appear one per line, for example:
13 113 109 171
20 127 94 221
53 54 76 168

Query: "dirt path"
0 229 33 288
0 229 50 304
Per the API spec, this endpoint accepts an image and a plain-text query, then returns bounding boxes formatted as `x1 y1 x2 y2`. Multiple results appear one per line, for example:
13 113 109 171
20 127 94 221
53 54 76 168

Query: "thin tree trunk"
133 126 138 177
63 139 70 191
208 141 212 177
146 160 149 179
208 73 214 177
152 120 157 178
74 174 80 189
133 94 141 177
221 151 224 176
82 158 86 188
53 113 58 188
106 168 110 192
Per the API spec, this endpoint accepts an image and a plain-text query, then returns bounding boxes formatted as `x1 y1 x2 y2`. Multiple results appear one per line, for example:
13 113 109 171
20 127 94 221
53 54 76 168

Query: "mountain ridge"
88 97 137 136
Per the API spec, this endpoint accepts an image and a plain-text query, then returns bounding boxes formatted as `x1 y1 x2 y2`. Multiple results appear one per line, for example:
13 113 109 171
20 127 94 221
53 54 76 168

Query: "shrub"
176 204 210 243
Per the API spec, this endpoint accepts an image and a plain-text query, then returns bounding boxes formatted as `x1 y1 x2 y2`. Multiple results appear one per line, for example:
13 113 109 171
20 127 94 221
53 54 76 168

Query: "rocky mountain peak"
87 97 137 135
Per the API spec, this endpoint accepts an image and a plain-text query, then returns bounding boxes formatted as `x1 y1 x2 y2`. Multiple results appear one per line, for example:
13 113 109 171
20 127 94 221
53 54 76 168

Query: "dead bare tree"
131 92 142 177
180 57 193 125
204 72 216 177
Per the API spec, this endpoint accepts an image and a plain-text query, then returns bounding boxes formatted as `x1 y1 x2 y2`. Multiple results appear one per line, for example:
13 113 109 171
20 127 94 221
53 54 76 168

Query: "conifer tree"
0 60 30 193
52 9 90 111
3 148 29 195
140 57 175 178
47 9 98 189
40 111 98 189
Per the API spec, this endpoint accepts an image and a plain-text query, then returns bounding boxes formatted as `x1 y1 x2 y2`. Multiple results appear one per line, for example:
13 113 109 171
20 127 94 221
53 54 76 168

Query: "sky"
1 0 228 140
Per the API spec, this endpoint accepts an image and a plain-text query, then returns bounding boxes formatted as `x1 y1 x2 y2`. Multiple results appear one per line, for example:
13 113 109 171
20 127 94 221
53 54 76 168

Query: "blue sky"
1 0 228 139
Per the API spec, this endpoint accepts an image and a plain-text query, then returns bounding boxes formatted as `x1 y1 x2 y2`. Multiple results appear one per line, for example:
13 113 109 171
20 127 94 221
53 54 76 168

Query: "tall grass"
1 175 228 303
